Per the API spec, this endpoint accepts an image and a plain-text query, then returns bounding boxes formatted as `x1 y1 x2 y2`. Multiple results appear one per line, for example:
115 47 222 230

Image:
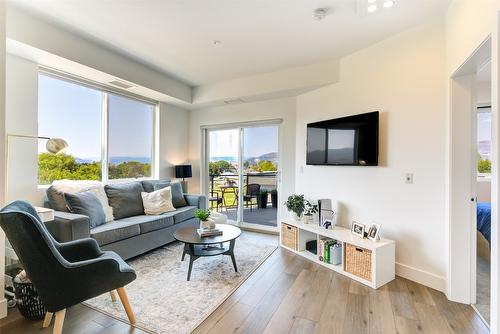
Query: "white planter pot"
291 212 302 221
303 214 313 224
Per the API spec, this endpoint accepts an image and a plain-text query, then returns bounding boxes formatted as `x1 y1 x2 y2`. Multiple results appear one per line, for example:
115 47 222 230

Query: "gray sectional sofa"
43 179 206 260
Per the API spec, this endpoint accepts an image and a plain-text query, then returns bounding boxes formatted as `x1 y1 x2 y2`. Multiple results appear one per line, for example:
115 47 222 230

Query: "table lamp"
175 165 192 193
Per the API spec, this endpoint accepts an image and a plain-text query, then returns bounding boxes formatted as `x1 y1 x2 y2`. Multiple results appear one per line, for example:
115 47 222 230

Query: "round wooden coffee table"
174 224 241 281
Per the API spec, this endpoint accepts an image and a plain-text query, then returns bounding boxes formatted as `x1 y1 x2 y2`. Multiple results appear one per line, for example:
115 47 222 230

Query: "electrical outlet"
405 173 413 184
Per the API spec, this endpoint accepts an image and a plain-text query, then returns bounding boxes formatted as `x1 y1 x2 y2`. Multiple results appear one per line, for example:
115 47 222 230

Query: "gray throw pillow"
105 182 145 219
141 179 171 193
46 186 70 212
64 191 106 229
154 181 186 208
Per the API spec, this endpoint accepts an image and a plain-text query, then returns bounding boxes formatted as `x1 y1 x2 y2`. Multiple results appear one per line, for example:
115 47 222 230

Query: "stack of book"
197 227 223 237
318 239 342 265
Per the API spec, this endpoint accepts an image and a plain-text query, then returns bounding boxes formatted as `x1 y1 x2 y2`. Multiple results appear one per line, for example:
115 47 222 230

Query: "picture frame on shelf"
367 223 381 241
351 221 365 238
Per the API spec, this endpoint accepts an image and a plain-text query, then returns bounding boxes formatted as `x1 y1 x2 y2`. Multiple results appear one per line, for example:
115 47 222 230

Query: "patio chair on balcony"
209 190 223 212
243 184 261 212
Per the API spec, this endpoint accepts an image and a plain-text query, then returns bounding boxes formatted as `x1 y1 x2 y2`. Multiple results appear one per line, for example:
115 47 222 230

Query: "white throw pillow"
52 180 114 222
141 186 176 215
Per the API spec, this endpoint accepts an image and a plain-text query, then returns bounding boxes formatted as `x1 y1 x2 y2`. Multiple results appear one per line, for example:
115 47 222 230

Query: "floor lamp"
4 134 68 202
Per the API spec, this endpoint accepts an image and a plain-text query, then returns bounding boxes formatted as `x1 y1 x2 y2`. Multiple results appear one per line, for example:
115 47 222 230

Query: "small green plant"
285 194 306 217
304 201 318 216
270 189 277 195
478 158 491 173
260 190 269 196
194 209 211 221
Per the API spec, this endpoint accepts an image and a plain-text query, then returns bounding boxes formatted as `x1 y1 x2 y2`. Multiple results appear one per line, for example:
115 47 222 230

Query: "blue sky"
38 74 153 160
209 126 278 159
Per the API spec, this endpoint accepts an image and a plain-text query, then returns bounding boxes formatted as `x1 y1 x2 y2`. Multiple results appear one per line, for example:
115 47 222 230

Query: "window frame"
37 69 159 185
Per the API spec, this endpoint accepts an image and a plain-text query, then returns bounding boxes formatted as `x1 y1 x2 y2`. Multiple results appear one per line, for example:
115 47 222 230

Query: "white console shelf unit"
280 220 395 289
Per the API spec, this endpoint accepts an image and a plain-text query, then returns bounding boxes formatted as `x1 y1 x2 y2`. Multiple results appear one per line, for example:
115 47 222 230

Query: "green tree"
209 160 235 175
38 153 151 184
38 153 101 184
251 160 277 172
478 158 492 173
109 161 151 179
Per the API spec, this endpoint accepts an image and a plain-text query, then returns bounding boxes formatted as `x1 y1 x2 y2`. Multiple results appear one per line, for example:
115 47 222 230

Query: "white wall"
188 97 296 209
295 20 447 290
6 54 42 204
0 0 8 319
159 102 190 179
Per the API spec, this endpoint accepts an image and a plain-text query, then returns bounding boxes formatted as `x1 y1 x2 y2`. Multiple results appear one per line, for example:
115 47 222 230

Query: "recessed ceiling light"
367 4 377 12
212 40 221 46
383 0 394 8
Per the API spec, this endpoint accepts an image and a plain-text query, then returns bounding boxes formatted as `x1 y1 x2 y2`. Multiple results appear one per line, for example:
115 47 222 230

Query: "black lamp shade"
175 165 192 179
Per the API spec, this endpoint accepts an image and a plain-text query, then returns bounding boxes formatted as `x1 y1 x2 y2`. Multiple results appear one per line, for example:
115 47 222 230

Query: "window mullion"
101 92 109 182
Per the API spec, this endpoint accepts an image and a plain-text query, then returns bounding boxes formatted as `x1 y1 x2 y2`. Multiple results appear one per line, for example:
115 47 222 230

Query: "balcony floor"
211 206 277 227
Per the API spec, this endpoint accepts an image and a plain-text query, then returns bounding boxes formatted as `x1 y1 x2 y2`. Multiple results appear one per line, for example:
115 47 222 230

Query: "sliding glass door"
205 123 280 228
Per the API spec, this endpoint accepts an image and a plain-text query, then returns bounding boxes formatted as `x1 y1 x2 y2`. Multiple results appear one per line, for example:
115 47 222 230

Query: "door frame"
200 119 283 230
448 35 496 329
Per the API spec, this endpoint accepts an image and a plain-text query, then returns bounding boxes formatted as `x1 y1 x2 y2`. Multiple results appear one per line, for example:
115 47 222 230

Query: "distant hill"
210 156 238 162
75 157 151 164
110 157 151 164
245 152 278 165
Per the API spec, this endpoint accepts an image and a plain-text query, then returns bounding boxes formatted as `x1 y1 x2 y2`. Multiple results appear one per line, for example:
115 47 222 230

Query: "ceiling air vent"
109 80 134 89
223 98 245 105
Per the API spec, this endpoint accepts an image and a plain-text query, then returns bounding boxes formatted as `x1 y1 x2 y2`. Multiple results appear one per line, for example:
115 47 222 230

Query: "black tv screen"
306 111 379 166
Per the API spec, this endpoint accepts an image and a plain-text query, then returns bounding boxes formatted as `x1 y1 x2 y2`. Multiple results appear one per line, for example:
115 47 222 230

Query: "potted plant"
259 190 269 209
271 189 278 208
285 194 306 221
303 200 318 224
194 209 212 230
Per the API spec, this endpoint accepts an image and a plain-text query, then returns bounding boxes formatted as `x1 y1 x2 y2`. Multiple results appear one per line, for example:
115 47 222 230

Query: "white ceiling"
8 0 450 86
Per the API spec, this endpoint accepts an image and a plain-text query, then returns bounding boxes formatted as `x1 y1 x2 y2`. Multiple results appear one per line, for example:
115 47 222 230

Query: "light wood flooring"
0 247 490 334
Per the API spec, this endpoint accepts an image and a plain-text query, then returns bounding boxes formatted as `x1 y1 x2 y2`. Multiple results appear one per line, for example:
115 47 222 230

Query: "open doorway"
448 36 493 328
474 62 492 324
204 122 281 230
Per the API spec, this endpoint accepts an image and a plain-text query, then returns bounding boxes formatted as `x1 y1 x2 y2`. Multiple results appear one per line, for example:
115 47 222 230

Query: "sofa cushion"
46 186 69 212
90 220 140 246
64 190 106 229
155 181 187 208
141 187 176 215
172 206 197 224
117 215 175 234
105 182 145 219
141 179 171 193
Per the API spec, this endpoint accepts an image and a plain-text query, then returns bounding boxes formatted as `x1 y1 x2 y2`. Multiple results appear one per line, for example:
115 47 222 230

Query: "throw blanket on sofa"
477 202 491 245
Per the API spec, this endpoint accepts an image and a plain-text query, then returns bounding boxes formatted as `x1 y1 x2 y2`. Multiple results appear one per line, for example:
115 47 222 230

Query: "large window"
38 73 156 185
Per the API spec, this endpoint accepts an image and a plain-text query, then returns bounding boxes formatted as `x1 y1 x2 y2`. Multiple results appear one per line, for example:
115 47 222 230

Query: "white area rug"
85 232 277 334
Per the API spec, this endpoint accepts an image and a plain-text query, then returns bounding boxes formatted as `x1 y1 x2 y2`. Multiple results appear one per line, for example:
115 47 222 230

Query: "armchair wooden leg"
117 287 136 325
42 312 53 328
53 309 66 334
110 290 118 302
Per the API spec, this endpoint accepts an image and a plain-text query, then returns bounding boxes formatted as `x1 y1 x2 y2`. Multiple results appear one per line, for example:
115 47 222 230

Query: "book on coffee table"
197 228 223 237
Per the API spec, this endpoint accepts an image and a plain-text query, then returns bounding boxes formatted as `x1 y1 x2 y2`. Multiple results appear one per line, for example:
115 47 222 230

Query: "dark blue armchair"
0 201 137 334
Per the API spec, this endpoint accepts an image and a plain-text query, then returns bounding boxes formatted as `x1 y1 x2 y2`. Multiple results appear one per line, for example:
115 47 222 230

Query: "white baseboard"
0 298 7 319
396 262 446 292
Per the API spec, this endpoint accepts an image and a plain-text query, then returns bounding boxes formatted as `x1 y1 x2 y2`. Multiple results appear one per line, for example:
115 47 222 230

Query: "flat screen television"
306 111 379 166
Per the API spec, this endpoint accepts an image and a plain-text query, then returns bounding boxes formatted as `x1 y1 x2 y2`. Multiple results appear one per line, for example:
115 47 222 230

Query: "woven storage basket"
13 281 46 320
345 243 372 281
281 223 298 250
